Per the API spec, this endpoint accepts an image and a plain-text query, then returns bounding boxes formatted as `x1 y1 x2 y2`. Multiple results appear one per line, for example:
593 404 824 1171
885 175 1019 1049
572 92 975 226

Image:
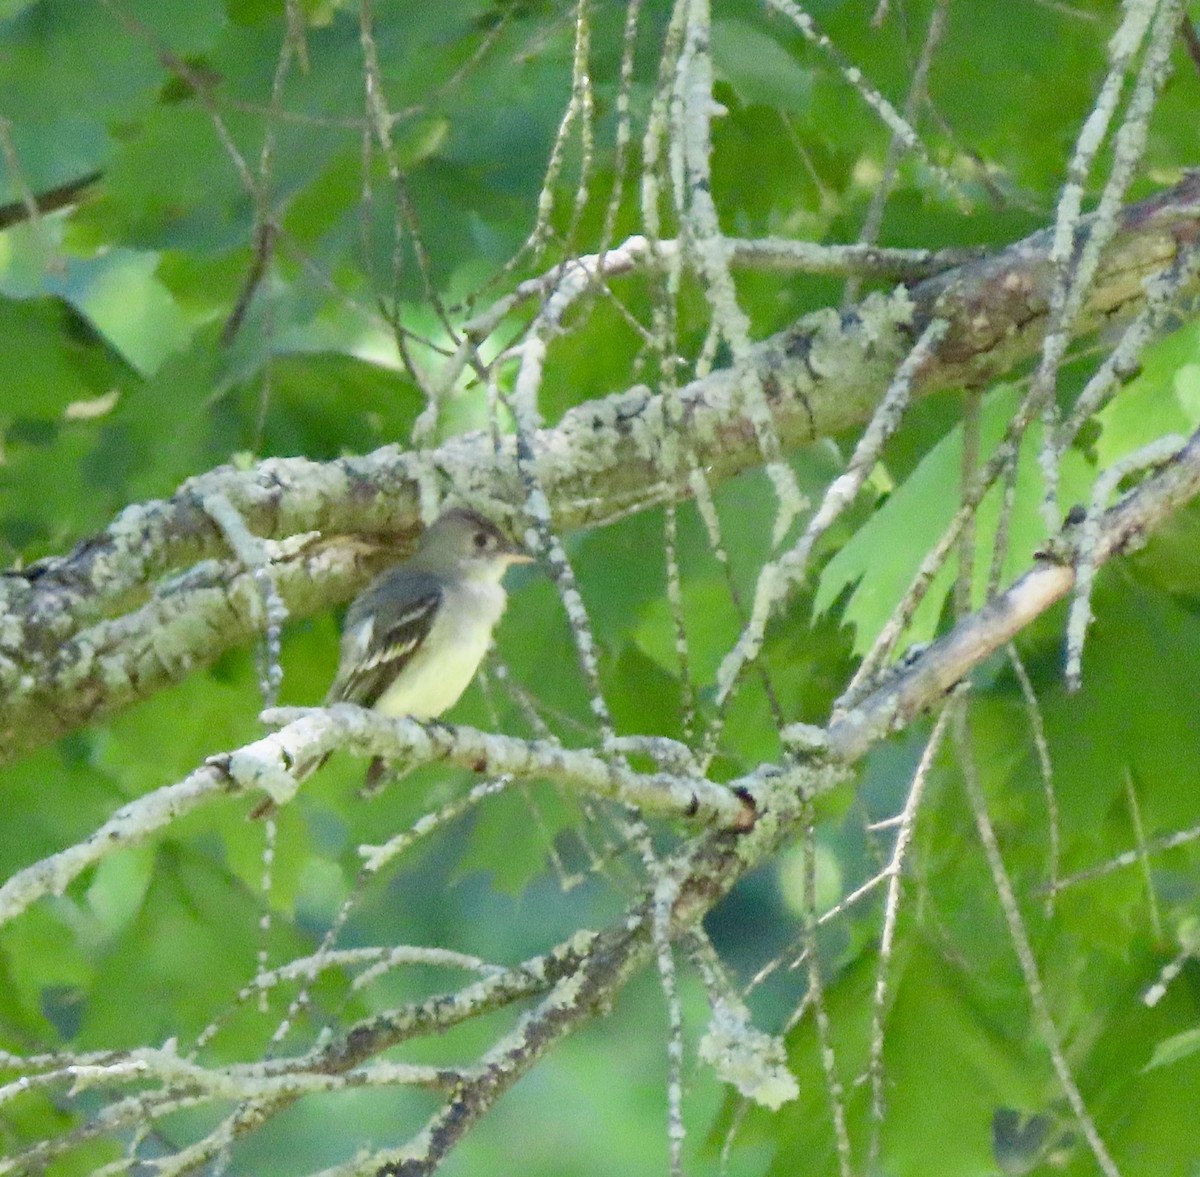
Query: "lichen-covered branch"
0 710 755 930
3 174 1200 765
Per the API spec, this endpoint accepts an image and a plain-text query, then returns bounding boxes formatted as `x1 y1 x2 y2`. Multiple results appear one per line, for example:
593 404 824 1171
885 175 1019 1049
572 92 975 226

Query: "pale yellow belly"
372 581 505 719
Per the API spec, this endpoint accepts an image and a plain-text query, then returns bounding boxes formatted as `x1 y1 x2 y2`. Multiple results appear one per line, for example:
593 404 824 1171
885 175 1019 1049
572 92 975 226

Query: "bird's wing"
325 571 443 709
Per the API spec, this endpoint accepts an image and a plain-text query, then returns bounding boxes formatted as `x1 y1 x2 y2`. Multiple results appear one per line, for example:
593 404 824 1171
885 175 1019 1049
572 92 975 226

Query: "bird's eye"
473 531 491 551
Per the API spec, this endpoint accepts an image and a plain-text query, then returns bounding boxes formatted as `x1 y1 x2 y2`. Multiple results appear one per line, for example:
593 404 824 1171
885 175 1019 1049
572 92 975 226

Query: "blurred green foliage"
2 0 1200 1174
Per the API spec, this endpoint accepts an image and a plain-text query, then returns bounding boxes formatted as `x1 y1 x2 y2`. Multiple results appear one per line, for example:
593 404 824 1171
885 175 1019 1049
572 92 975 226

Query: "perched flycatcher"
308 507 532 786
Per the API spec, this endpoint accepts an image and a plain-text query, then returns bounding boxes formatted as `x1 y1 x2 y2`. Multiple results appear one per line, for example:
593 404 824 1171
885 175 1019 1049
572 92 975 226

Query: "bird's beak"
503 548 536 566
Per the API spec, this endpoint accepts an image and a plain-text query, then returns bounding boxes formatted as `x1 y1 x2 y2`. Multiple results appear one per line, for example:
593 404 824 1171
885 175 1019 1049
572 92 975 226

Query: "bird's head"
414 507 534 582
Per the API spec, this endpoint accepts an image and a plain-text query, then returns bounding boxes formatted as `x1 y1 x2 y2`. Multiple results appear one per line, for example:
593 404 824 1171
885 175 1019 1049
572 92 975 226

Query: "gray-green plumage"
308 507 532 790
326 570 443 709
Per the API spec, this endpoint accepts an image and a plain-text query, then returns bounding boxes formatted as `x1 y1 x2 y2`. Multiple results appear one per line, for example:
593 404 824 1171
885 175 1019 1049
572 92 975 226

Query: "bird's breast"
371 580 507 720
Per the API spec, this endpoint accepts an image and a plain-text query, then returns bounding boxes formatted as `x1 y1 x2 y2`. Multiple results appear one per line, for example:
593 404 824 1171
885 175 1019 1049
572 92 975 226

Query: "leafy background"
3 0 1200 1174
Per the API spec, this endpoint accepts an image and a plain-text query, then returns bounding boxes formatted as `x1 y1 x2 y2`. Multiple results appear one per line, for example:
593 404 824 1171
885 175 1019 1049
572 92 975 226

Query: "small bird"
308 506 532 788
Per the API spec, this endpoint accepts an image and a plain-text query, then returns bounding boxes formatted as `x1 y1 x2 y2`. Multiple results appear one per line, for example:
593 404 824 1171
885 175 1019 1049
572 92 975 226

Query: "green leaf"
755 939 1042 1177
712 19 813 113
1144 1027 1200 1073
815 385 1092 653
460 780 578 896
0 295 136 418
79 842 261 1048
1094 319 1200 465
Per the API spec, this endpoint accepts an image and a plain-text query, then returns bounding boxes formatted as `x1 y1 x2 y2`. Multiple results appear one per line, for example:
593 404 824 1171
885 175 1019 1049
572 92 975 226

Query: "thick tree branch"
3 173 1200 765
